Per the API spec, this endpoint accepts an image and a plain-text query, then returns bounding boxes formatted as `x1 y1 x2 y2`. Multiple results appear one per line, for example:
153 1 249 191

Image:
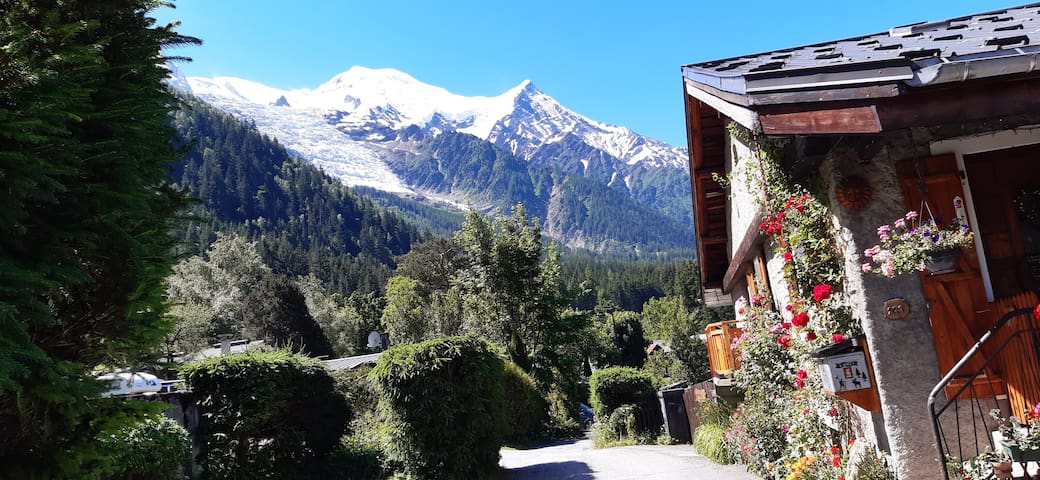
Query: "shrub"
588 367 656 420
591 404 639 447
697 398 735 427
98 415 190 480
183 348 350 478
694 423 737 465
371 336 505 480
502 361 549 444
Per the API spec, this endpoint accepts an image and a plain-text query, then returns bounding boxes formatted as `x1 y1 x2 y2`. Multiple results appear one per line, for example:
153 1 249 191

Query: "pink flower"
813 284 832 302
738 307 745 315
777 334 791 348
769 324 784 334
861 263 872 273
905 211 919 221
894 218 905 228
785 304 793 311
791 312 809 328
832 333 846 343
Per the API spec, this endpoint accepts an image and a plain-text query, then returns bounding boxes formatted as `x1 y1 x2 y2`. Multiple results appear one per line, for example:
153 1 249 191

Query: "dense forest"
171 97 422 295
378 127 694 254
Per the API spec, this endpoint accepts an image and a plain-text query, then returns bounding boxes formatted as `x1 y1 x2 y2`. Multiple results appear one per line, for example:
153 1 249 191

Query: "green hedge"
98 415 190 480
371 336 505 480
502 361 549 444
588 366 656 420
183 348 349 479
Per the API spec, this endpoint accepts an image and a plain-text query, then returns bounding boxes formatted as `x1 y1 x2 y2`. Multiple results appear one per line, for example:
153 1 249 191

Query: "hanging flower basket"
924 249 959 275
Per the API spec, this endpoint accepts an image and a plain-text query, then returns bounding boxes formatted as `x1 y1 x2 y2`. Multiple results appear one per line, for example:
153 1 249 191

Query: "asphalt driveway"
500 437 761 480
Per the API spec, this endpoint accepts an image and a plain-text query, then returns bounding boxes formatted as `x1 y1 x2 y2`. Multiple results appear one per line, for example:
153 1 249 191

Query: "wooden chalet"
682 4 1040 478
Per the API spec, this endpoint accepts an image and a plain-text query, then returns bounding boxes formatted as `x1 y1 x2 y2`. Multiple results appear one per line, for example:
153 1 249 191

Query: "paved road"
500 437 761 480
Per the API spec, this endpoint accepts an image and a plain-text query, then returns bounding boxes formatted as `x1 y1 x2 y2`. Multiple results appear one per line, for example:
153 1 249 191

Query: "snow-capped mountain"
183 66 686 178
176 66 694 252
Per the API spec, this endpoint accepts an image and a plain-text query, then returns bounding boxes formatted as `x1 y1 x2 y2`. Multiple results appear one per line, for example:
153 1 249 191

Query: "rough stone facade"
721 111 1040 478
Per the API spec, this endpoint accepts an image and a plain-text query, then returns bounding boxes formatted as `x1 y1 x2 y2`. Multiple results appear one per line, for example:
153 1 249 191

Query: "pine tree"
0 1 197 475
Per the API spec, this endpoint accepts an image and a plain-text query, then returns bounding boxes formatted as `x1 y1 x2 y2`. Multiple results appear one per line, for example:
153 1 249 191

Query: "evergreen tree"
242 276 335 358
0 2 197 475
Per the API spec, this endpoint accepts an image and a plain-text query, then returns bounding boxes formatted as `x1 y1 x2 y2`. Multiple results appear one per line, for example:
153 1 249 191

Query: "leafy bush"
591 404 639 447
697 398 735 427
371 336 505 480
724 401 788 475
98 415 190 480
183 348 349 479
502 361 550 444
694 423 737 465
588 367 656 420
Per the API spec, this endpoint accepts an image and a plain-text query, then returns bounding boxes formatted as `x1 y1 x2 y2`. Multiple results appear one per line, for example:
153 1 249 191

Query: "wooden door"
897 155 1004 398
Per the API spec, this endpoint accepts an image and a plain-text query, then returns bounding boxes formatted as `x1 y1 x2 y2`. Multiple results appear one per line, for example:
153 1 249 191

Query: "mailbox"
811 336 881 411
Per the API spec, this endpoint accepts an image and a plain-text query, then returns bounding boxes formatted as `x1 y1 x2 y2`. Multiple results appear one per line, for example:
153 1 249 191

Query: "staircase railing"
928 307 1038 479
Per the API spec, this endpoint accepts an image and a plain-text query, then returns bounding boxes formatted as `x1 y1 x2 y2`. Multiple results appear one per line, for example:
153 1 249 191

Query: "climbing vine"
718 122 877 480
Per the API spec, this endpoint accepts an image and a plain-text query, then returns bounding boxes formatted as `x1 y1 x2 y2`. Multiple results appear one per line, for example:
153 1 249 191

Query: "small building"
681 4 1040 478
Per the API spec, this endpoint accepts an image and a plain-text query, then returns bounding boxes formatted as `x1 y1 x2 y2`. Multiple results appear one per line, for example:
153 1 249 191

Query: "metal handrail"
928 307 1036 479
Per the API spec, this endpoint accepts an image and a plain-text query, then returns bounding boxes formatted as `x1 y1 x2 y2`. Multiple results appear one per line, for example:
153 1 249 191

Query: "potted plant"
990 405 1040 462
979 448 1013 479
862 210 974 277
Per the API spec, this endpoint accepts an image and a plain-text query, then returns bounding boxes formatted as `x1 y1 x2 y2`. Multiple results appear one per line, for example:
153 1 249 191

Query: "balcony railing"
929 304 1039 479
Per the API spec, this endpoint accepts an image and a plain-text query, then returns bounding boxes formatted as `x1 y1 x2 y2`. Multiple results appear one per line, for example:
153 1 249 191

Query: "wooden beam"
877 74 1040 130
760 105 882 134
685 78 760 132
722 213 765 293
749 84 902 106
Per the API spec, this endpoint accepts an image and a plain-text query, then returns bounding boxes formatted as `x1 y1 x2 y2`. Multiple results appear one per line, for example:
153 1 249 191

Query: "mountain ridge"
173 65 695 254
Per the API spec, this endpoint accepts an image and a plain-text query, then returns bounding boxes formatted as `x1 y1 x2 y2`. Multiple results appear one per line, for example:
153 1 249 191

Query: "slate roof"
682 3 1040 95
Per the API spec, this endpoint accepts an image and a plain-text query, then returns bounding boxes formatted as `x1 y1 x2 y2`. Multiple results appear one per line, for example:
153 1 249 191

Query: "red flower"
791 312 809 328
785 304 793 311
797 369 808 379
795 378 805 388
813 284 832 302
828 407 838 417
783 251 793 262
782 321 792 329
838 476 845 480
1034 303 1040 320
831 446 840 454
832 333 846 343
832 456 841 466
777 334 791 348
804 330 818 341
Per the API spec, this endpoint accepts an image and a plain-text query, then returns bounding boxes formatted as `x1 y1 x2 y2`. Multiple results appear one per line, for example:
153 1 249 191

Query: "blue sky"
157 1 1017 146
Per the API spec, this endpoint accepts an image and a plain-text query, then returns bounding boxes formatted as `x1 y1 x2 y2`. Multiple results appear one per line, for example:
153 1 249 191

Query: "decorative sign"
953 196 969 229
883 298 911 320
818 351 872 393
